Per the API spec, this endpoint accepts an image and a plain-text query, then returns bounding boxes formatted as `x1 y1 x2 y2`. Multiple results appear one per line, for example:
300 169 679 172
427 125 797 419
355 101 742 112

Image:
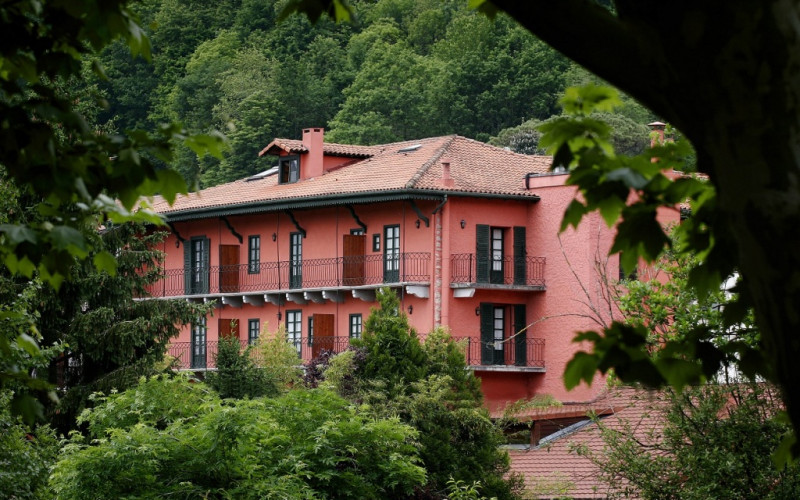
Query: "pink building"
147 128 661 410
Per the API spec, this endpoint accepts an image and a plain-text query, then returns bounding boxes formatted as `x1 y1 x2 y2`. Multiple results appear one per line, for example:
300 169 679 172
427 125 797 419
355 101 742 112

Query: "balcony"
144 252 431 299
451 336 545 372
450 254 545 294
167 336 353 370
167 335 544 372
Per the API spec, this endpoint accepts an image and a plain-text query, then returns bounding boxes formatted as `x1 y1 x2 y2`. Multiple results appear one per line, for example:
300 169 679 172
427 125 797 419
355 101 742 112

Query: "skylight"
245 166 278 182
397 144 422 153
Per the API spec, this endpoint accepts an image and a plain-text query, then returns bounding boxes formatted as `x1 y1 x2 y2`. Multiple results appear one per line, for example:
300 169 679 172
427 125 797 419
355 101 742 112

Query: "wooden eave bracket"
167 222 187 247
345 205 367 232
220 216 243 244
408 200 430 227
284 210 307 238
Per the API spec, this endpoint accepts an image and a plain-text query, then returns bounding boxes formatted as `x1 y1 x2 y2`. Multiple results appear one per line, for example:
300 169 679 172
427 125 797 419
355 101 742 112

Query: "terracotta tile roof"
508 387 668 499
259 138 380 158
150 135 552 217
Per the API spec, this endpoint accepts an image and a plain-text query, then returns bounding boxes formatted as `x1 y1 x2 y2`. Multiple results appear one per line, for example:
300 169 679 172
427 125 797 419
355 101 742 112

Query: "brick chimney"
301 127 324 179
440 156 454 187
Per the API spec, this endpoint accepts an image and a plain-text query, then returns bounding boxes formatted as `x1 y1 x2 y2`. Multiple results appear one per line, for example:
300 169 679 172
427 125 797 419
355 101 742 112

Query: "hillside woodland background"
92 0 656 188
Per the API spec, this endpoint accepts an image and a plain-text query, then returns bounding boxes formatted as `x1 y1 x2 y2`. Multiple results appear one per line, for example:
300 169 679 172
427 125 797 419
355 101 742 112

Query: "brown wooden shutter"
311 314 335 358
218 318 239 340
342 234 366 285
219 244 240 293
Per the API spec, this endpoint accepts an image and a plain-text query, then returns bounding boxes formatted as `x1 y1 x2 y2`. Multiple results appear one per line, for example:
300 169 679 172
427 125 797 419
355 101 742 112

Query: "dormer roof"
258 138 379 158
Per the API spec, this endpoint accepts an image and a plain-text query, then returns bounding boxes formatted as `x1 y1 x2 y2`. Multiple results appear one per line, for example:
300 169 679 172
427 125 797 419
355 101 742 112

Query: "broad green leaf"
50 225 89 257
561 200 588 231
93 250 118 276
16 333 40 356
564 351 598 389
0 224 37 245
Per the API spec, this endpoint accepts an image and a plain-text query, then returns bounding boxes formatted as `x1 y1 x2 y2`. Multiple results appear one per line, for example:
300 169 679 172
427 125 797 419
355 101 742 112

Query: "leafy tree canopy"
52 375 427 499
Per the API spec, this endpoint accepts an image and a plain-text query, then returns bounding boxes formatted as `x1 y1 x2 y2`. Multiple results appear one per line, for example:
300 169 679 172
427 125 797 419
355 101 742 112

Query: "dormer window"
279 156 300 184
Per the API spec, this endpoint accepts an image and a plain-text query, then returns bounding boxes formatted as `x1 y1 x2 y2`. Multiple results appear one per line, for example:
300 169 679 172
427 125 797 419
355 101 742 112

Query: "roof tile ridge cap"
404 135 457 189
258 138 307 157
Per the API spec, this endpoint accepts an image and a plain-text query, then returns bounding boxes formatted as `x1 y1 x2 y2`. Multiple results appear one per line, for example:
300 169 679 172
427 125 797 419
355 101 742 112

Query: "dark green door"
383 225 400 283
191 318 207 369
289 232 302 289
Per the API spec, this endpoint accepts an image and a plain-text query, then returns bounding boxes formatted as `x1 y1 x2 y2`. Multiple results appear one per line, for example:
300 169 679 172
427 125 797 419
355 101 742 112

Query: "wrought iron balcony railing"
168 335 543 371
450 336 545 368
144 252 431 298
167 336 355 370
450 254 545 287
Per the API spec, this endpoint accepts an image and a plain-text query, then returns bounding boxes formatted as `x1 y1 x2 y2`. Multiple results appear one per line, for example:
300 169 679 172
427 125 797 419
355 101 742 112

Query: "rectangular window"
286 310 302 355
191 317 207 369
491 228 504 272
372 233 381 252
383 224 400 282
308 316 314 346
490 227 505 284
289 232 302 289
279 156 300 184
349 313 362 339
248 235 260 274
189 237 209 294
248 319 260 345
493 307 505 352
351 228 365 235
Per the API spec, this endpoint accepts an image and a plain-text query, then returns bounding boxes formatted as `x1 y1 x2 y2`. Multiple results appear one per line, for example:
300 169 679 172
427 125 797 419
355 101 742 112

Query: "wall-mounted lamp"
272 233 277 242
475 306 480 316
415 219 420 228
407 305 413 315
460 219 466 229
276 311 282 321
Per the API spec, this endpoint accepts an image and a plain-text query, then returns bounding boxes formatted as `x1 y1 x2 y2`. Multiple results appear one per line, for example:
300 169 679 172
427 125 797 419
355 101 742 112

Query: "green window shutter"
476 224 490 283
513 226 527 285
183 242 191 295
480 302 494 365
201 237 210 294
514 304 527 366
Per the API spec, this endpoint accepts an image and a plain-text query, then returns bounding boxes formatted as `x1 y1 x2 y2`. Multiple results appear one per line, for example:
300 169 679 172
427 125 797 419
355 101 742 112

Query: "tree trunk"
495 0 800 438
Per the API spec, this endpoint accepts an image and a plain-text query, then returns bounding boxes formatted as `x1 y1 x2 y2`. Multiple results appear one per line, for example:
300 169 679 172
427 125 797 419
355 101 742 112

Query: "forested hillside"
95 0 654 187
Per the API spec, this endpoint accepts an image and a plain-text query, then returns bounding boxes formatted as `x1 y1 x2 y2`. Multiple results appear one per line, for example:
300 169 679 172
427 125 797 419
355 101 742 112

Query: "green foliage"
540 86 742 393
0 392 59 499
564 233 762 393
78 374 214 436
491 113 648 156
206 334 277 399
206 326 302 399
354 288 428 397
40 223 212 431
396 376 519 499
254 325 304 390
52 377 426 498
447 478 497 500
584 385 800 500
0 0 226 421
0 0 227 286
337 290 520 499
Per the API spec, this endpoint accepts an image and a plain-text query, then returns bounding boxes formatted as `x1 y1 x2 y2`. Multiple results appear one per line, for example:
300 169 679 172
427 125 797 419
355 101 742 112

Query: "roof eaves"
162 187 541 222
163 190 447 222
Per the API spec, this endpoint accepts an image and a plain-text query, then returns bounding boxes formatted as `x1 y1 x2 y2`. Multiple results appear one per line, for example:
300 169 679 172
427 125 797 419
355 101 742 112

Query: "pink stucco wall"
155 171 679 410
